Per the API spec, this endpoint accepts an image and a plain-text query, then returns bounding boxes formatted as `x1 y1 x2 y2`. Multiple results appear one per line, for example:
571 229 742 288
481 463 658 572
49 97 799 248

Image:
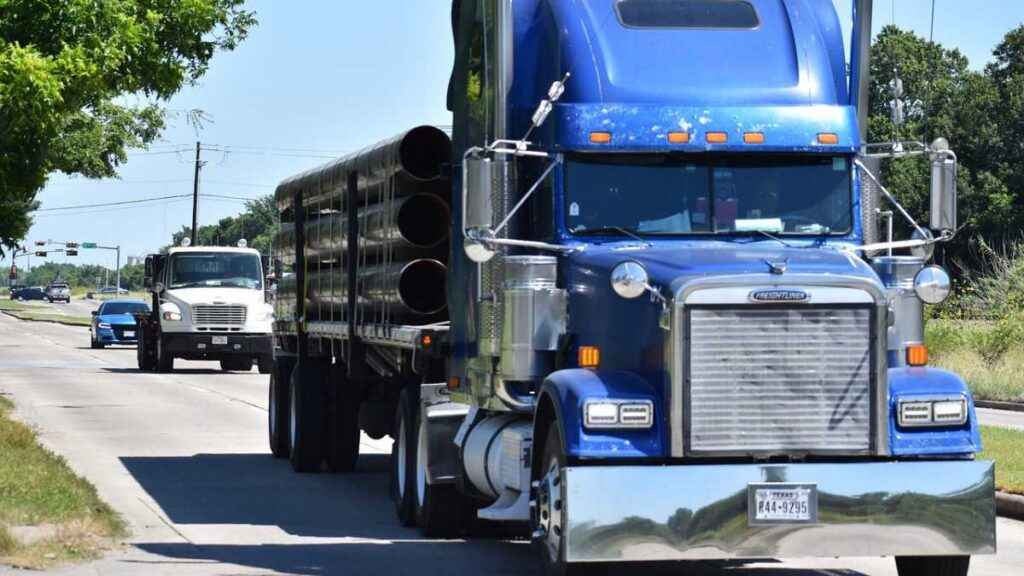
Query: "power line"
30 194 193 213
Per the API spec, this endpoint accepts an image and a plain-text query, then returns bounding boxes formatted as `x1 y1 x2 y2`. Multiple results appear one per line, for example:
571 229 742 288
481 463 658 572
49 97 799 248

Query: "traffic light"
66 242 79 249
66 249 79 256
34 240 45 247
35 251 47 257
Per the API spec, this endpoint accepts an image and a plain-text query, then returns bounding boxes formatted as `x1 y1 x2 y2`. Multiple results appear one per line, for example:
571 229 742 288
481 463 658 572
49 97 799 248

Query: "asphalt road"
0 314 1022 576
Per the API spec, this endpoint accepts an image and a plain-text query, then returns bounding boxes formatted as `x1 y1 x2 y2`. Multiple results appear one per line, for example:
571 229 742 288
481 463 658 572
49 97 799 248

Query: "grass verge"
979 426 1024 496
0 397 125 569
927 320 1024 402
0 300 92 327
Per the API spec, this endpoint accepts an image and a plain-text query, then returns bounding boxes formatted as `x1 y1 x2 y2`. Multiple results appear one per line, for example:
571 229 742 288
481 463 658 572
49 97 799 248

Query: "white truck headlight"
160 302 182 322
898 397 967 427
583 400 654 429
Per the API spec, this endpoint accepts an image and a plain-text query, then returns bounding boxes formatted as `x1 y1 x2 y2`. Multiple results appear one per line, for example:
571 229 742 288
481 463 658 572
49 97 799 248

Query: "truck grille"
193 305 247 326
687 306 873 455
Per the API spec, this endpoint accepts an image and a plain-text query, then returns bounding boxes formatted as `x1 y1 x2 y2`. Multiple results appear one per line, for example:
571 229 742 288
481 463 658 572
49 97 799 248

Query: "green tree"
0 0 256 255
170 196 278 257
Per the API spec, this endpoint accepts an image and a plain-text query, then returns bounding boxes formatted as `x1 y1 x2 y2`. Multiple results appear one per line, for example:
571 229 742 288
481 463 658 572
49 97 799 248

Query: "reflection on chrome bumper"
564 461 995 562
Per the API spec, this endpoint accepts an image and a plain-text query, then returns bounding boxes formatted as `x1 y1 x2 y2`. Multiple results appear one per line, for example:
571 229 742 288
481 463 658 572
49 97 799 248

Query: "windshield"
565 155 852 236
169 253 263 290
100 302 149 315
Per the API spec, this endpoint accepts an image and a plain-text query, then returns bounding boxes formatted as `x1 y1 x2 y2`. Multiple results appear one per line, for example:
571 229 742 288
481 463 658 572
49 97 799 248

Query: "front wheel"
896 556 970 576
155 335 174 373
90 335 104 349
413 408 460 537
532 423 592 576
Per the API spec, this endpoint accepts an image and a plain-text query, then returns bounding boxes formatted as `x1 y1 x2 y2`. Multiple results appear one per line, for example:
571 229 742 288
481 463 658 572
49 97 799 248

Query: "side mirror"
91 310 98 316
462 155 498 263
154 282 165 294
144 256 154 289
929 138 957 233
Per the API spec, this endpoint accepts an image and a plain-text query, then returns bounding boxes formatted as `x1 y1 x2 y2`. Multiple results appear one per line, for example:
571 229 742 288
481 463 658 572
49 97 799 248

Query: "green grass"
927 319 1024 402
0 300 91 327
979 426 1024 496
0 397 125 568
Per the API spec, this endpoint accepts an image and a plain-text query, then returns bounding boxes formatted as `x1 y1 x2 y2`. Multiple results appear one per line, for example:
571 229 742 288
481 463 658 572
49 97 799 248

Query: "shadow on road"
101 367 242 375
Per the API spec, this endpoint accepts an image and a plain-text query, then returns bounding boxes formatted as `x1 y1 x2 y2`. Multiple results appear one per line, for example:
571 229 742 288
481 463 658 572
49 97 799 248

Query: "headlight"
98 322 111 329
610 261 649 299
914 265 951 304
160 302 182 322
583 400 654 429
898 397 967 427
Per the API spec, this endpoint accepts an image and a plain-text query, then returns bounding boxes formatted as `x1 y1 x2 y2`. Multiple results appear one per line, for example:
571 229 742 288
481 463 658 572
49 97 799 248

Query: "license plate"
123 331 135 338
212 336 228 345
748 483 817 525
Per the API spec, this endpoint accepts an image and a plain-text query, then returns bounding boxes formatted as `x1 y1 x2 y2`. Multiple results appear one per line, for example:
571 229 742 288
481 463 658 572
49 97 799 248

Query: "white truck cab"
136 244 274 373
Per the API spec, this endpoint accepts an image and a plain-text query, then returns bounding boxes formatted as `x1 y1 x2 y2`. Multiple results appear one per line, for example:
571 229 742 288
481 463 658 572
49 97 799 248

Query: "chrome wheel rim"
416 416 427 508
536 457 562 561
396 416 407 499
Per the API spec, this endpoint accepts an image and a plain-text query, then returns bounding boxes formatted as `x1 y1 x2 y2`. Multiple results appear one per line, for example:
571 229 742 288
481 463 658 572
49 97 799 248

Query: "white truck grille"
193 304 247 326
687 306 873 455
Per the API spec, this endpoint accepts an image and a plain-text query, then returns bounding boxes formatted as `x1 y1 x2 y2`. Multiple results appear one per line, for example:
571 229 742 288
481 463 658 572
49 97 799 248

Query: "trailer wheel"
391 387 418 527
289 361 325 472
533 423 590 576
413 408 459 538
268 358 293 458
896 556 970 576
155 335 174 373
326 363 360 473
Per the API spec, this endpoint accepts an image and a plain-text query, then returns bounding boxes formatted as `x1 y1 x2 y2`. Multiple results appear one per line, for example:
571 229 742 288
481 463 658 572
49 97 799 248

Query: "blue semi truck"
269 1 996 574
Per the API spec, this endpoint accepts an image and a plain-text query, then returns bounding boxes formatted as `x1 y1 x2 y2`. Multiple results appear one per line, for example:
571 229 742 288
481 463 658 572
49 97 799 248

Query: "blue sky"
5 0 1023 271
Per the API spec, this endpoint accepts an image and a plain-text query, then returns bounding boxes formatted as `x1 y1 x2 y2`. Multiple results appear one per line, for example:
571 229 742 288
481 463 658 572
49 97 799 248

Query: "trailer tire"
413 408 459 538
289 361 325 473
327 363 360 473
391 387 418 527
896 556 970 576
268 358 293 459
155 335 174 373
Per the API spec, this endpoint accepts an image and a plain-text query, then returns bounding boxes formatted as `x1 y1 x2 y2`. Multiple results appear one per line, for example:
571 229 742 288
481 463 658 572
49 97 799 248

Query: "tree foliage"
170 195 278 256
0 0 256 255
868 26 1024 271
10 261 144 290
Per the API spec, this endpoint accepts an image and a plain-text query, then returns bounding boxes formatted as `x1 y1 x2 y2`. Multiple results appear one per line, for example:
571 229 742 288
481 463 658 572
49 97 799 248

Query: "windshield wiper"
572 226 647 243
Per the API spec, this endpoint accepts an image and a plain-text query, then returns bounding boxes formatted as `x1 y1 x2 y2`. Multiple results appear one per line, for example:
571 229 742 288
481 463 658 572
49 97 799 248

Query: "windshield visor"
170 253 263 290
566 155 853 236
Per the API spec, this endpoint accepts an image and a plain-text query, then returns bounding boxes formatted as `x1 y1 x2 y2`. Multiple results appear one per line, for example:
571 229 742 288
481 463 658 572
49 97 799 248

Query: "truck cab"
136 244 274 373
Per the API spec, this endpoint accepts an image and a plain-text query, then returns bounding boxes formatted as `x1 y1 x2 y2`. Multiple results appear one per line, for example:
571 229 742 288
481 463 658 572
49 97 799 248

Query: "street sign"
35 251 47 257
66 249 79 256
82 242 97 249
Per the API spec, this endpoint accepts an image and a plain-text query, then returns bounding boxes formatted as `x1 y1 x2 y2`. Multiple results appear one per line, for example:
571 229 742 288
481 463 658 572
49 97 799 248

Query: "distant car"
8 286 25 300
15 287 47 301
46 282 71 303
90 300 150 349
98 286 129 295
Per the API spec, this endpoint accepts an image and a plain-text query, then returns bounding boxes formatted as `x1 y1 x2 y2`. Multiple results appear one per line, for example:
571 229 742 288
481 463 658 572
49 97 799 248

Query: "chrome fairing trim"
563 460 995 563
668 274 889 458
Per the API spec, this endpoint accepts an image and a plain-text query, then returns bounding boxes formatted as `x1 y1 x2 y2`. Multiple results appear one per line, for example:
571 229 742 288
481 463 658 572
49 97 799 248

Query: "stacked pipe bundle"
274 125 452 325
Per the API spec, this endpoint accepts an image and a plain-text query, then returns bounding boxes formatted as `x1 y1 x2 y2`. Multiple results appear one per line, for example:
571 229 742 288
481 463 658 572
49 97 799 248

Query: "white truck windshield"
169 253 263 290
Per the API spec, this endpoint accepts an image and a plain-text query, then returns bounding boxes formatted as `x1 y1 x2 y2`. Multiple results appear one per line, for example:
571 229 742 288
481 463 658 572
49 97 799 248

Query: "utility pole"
191 141 204 246
115 245 121 292
930 0 936 42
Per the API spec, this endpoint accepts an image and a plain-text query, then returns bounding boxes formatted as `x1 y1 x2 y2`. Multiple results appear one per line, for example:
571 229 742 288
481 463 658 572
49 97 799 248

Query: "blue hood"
97 313 138 325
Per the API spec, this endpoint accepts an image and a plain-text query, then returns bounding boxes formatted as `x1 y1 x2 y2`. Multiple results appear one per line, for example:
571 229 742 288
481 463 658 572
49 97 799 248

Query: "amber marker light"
668 132 691 144
743 132 765 144
447 377 460 391
906 343 929 367
817 133 840 145
578 346 601 369
705 131 728 143
590 131 612 144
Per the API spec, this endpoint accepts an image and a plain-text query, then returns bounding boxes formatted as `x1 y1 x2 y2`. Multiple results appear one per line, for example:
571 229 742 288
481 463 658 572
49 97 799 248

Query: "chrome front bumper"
564 460 995 563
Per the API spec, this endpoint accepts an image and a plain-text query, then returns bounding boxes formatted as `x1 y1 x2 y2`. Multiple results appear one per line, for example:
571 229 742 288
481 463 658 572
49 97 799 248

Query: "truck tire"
289 361 325 473
91 335 104 349
156 335 174 373
413 408 460 538
896 556 970 576
137 336 152 371
391 387 418 527
257 354 273 375
532 423 589 576
327 363 360 473
268 358 293 459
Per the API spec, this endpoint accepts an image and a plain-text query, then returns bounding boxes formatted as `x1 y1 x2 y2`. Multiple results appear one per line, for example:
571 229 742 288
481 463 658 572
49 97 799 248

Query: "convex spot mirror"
914 265 952 305
611 261 649 299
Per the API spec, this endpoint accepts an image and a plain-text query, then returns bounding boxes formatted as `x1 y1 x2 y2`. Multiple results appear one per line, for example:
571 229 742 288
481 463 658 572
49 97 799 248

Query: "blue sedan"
90 300 150 349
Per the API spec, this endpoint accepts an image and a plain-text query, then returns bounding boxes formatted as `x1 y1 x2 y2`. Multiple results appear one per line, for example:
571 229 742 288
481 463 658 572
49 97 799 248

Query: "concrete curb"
997 491 1024 521
0 310 90 328
977 399 1024 412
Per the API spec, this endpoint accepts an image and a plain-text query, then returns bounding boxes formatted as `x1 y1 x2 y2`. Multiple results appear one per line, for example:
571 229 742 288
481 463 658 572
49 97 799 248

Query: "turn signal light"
590 132 612 144
578 346 601 368
906 343 929 367
447 377 460 391
743 132 765 144
705 132 728 143
668 131 691 144
817 133 840 145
